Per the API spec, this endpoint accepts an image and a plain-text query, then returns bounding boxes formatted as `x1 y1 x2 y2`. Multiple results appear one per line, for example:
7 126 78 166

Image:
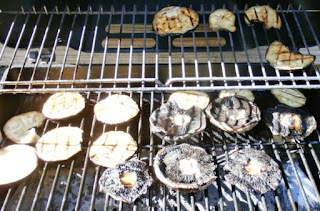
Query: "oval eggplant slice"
168 91 210 110
154 143 216 192
224 148 282 194
149 101 206 141
99 160 152 203
153 6 199 36
209 9 236 32
205 96 261 133
244 5 281 29
265 105 317 140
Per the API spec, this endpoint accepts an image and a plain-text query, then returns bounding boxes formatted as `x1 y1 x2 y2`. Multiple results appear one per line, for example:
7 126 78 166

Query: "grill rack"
0 91 320 210
0 4 319 92
0 2 320 211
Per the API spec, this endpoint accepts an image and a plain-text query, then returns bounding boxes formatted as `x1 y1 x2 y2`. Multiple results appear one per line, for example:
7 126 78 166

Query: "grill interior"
0 2 320 211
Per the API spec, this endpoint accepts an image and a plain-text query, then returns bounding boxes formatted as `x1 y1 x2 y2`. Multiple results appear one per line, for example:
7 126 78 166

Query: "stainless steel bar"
200 4 214 87
71 6 90 88
235 5 255 87
180 35 186 87
30 163 48 211
301 5 320 48
141 4 148 88
100 6 113 89
113 5 125 89
0 189 12 211
57 6 78 88
285 144 311 210
43 6 67 89
15 7 44 84
29 8 55 89
15 185 27 211
86 6 102 85
60 160 75 211
127 5 136 88
0 12 18 60
45 164 61 211
89 166 100 211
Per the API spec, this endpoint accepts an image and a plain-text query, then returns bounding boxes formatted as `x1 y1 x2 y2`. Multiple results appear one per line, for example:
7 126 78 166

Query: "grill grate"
0 91 320 210
0 3 320 211
0 4 319 92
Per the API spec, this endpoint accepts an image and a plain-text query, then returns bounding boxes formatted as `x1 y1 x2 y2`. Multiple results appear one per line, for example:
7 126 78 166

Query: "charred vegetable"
224 148 282 194
266 41 315 70
244 5 281 29
154 143 216 192
265 105 317 140
205 96 261 133
99 160 152 203
153 6 199 36
149 101 206 141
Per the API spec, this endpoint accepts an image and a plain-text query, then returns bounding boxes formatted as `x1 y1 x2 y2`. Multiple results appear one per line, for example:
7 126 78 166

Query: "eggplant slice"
266 41 315 70
149 101 206 141
265 105 317 140
153 6 199 36
154 143 216 192
209 9 236 32
244 5 281 29
205 96 261 133
99 160 152 203
224 148 282 194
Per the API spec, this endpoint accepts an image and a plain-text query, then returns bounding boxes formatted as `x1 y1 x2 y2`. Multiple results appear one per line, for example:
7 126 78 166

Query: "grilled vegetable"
42 92 85 120
154 143 216 192
153 6 199 36
168 91 210 110
265 105 316 140
0 144 38 185
224 148 282 194
99 160 152 203
266 41 315 70
244 5 281 29
89 131 137 168
205 96 261 133
149 101 206 141
209 9 236 32
3 111 44 144
218 90 255 102
36 127 83 162
271 88 306 108
94 94 139 125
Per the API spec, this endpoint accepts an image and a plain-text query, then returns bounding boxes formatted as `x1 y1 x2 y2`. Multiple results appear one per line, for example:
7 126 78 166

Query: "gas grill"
0 1 320 210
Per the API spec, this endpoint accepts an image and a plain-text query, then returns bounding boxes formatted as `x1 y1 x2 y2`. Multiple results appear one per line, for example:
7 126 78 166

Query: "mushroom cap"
206 96 261 133
224 148 282 194
150 101 206 141
265 104 317 140
99 160 152 203
154 143 216 192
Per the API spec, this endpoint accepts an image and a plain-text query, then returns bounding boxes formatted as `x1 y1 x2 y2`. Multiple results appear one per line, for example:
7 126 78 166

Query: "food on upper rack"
224 148 282 194
265 105 316 140
42 92 85 120
244 5 281 29
205 96 261 133
149 101 206 141
89 131 137 168
209 9 236 32
94 94 139 125
3 111 45 144
0 144 38 185
99 160 152 203
218 90 255 102
36 127 83 162
266 41 315 70
168 91 210 110
271 88 306 108
153 6 199 36
154 143 216 192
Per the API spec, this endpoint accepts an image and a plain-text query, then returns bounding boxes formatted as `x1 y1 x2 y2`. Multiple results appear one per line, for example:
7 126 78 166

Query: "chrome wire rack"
0 4 319 93
0 91 320 210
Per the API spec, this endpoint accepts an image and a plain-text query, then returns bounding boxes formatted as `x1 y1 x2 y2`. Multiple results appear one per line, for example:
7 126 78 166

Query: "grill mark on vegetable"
186 8 194 26
276 12 280 26
265 7 268 26
254 8 259 20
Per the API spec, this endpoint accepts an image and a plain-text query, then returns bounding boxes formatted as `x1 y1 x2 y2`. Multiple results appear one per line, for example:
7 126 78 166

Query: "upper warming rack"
0 4 319 93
